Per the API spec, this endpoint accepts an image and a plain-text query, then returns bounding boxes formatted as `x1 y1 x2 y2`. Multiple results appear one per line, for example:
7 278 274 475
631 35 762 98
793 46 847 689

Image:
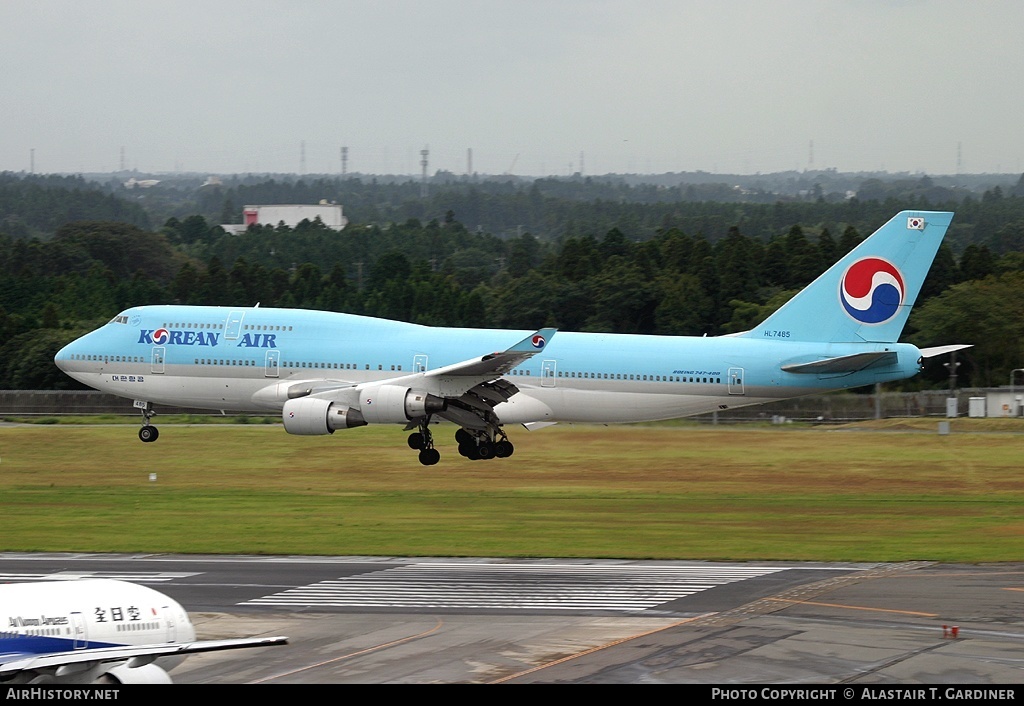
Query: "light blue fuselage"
56 304 922 424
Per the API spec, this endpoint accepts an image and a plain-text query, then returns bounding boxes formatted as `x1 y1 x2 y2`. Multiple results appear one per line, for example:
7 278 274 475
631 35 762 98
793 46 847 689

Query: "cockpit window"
109 315 129 324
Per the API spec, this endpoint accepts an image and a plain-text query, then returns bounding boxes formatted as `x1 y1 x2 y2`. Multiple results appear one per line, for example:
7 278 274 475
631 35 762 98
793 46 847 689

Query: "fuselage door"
541 359 557 387
413 354 428 373
151 346 166 374
728 367 745 395
265 349 280 378
70 612 87 649
162 606 177 643
224 311 244 340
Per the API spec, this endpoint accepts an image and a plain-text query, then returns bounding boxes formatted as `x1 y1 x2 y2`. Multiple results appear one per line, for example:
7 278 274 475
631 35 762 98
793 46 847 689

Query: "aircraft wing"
0 636 288 676
280 379 357 398
279 327 557 436
302 327 557 406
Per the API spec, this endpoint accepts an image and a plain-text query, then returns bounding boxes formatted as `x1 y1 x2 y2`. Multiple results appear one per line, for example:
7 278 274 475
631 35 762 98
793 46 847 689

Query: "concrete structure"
222 201 347 234
986 390 1024 417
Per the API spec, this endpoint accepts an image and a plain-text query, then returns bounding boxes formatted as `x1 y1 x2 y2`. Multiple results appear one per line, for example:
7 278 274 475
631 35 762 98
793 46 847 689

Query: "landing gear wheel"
412 417 438 464
494 439 514 458
455 428 473 445
476 441 496 460
137 402 158 442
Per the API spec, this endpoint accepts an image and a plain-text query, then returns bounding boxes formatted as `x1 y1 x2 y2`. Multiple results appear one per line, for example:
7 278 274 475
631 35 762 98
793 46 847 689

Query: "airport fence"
0 388 997 425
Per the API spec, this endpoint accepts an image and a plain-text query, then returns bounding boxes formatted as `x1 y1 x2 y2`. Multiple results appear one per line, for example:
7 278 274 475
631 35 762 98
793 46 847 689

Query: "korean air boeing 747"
54 210 968 465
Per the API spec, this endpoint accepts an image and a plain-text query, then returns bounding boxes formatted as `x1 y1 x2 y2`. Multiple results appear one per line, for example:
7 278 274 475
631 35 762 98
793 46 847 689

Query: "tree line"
2 203 1023 391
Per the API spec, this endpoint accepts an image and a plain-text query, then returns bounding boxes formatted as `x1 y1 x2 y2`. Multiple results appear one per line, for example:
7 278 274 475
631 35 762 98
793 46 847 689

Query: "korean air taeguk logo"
839 257 905 324
531 334 546 349
151 327 170 344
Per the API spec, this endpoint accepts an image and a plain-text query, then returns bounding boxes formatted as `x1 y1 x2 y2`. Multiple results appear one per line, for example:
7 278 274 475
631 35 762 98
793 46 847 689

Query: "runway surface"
1 554 1022 684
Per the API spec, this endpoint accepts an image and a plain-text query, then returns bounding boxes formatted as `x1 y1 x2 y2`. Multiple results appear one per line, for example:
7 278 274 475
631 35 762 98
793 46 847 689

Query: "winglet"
506 327 557 354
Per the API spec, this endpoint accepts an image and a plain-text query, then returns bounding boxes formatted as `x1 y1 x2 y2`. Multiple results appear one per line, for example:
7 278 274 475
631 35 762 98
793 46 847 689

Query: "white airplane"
54 210 969 465
0 578 286 684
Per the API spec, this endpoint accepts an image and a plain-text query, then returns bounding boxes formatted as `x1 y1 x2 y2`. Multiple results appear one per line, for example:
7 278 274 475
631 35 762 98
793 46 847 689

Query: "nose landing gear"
137 402 159 443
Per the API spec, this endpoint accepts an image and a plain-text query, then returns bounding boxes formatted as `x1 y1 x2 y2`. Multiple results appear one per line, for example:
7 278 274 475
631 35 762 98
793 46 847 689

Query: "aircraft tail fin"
740 210 954 344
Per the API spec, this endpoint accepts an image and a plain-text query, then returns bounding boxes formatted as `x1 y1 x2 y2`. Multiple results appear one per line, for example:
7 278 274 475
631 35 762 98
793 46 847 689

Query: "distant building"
124 177 160 189
222 200 347 234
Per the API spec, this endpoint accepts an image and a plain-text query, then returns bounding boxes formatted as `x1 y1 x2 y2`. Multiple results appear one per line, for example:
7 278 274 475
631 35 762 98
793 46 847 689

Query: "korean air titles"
137 329 278 348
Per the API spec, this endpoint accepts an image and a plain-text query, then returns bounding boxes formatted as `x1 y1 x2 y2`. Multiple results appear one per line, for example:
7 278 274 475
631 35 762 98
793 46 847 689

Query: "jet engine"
282 397 367 435
101 663 173 684
357 384 447 424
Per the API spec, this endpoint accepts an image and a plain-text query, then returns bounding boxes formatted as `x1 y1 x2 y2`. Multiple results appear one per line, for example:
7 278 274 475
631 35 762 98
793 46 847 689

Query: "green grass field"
1 420 1022 562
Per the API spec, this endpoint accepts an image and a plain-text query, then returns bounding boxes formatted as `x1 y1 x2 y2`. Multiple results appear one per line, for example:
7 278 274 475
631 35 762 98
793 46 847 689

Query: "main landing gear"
455 427 514 461
407 416 440 466
407 420 515 465
138 402 159 443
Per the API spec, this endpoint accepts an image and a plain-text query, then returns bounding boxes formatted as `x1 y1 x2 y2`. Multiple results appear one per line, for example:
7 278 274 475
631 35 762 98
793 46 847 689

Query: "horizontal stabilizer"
781 351 898 374
919 344 973 358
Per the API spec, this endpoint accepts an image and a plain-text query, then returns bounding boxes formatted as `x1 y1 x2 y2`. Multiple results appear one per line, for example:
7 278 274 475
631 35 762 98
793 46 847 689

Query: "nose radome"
54 342 71 370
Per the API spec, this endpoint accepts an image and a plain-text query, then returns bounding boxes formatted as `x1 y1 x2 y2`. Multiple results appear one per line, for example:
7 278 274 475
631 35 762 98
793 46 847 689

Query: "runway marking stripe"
241 563 785 612
764 597 938 617
0 572 197 582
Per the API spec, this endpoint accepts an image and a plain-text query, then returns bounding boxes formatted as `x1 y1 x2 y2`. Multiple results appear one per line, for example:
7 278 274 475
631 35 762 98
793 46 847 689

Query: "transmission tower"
420 146 429 198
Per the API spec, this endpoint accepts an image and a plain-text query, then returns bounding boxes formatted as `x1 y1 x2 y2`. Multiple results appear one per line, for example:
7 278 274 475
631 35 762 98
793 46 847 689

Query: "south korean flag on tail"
907 216 926 230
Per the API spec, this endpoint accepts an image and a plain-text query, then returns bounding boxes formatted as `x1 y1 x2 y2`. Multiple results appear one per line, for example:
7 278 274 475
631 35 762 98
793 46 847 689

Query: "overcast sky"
2 0 1023 177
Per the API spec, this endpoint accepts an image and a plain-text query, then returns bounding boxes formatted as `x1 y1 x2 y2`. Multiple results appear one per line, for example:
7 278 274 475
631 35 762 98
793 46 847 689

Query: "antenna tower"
420 146 429 198
341 146 348 176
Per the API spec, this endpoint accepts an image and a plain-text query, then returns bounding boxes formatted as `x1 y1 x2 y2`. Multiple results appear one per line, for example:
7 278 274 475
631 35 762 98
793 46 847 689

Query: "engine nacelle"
102 663 172 684
358 385 447 424
282 397 367 435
